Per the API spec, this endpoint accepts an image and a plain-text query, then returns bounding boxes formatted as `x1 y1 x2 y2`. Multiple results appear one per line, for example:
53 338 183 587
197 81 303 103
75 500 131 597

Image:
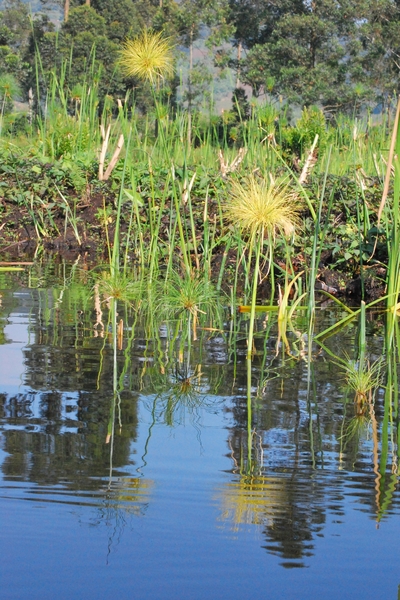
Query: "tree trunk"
64 0 70 22
187 24 194 146
236 41 242 88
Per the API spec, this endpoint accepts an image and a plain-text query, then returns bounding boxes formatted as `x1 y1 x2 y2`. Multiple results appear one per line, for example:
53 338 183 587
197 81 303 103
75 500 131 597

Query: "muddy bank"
0 157 387 303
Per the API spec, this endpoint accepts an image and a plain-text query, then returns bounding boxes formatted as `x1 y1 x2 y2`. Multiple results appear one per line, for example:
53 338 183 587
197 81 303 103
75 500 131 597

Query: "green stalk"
216 235 232 292
386 149 400 349
246 357 253 473
270 145 317 221
111 128 132 275
358 300 366 366
307 146 332 325
124 174 145 273
202 186 211 278
171 169 191 276
186 173 200 272
247 230 262 359
148 170 171 282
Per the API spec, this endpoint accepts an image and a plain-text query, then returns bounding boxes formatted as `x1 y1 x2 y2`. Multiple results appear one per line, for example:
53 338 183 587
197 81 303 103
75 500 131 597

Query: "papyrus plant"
119 29 175 86
225 174 300 358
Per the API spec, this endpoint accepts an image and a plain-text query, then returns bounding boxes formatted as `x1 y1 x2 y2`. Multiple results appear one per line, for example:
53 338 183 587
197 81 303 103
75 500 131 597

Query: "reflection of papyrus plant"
156 364 212 427
119 29 175 85
218 474 283 531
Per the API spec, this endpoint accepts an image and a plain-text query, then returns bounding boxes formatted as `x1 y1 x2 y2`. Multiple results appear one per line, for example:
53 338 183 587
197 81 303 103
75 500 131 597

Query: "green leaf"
123 188 143 207
0 267 24 271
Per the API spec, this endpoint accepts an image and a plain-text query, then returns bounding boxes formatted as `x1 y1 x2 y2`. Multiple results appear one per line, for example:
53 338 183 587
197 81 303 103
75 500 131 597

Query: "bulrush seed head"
225 175 301 239
119 29 175 84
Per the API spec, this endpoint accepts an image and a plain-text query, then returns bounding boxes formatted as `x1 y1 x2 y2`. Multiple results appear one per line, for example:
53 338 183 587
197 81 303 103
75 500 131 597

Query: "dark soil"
0 189 107 261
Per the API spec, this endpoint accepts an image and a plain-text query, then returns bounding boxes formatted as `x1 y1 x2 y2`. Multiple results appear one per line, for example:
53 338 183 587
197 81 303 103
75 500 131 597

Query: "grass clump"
157 271 221 321
155 271 222 342
95 270 143 306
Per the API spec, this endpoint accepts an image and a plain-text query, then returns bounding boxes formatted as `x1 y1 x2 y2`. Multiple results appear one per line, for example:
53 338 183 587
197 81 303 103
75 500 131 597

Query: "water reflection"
217 349 326 567
1 273 400 583
216 309 400 565
0 390 137 489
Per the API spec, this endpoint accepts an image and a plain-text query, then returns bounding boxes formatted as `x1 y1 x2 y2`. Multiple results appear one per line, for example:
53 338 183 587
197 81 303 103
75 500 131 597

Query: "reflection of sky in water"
0 313 30 393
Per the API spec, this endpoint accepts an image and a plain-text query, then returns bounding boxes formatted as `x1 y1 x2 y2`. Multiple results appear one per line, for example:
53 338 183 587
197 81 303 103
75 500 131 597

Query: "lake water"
1 269 400 599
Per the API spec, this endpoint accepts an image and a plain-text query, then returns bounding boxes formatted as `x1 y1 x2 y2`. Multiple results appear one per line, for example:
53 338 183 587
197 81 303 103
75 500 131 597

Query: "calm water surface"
1 272 400 599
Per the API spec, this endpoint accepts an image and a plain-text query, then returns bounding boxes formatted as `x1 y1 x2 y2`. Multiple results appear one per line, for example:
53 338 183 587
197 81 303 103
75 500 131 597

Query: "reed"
383 98 400 351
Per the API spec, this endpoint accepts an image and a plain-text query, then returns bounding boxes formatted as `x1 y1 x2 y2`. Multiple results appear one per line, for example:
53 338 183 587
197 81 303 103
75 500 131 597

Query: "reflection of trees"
261 473 325 566
219 470 325 567
0 282 232 497
4 277 400 565
221 340 392 566
0 389 138 489
0 288 16 345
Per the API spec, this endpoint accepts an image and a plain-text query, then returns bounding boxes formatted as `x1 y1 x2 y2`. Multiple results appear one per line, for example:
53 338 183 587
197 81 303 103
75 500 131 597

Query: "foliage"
90 0 145 42
280 106 328 157
156 271 221 324
95 270 143 305
39 111 92 159
0 72 20 113
340 355 384 416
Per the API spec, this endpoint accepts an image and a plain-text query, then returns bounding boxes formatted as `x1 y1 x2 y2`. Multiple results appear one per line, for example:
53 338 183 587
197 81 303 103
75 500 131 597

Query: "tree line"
0 0 400 116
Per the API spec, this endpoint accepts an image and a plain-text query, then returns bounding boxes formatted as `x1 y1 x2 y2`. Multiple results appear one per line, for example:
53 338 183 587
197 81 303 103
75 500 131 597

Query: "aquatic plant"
225 175 299 240
119 29 175 85
276 271 307 356
323 302 383 416
96 270 143 306
156 271 222 342
342 356 384 416
380 98 400 352
225 174 300 358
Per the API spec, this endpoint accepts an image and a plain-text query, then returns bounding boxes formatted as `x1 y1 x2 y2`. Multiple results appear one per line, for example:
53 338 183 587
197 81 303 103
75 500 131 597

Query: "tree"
236 0 377 113
0 0 31 49
355 0 400 108
0 0 35 99
32 5 125 103
90 0 147 42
